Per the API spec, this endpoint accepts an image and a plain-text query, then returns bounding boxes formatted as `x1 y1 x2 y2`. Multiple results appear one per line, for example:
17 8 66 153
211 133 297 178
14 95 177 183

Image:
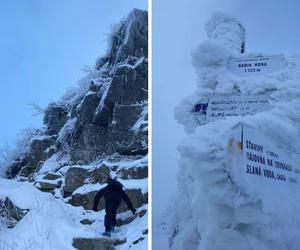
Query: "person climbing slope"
93 177 136 237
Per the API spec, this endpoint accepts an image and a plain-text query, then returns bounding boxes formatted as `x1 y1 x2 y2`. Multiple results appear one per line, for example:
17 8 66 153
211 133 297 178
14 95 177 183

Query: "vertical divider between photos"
147 0 152 249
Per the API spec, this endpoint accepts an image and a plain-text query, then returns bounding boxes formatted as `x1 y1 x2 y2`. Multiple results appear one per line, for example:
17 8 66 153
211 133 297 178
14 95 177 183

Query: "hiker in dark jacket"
93 178 136 236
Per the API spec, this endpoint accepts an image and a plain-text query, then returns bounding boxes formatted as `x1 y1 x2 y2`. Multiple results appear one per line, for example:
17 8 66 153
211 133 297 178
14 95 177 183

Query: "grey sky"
0 0 147 145
153 0 300 217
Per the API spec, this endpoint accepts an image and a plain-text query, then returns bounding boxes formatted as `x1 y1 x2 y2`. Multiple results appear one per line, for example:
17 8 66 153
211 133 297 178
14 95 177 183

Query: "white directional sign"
228 55 285 77
243 126 300 186
193 94 270 125
229 124 300 190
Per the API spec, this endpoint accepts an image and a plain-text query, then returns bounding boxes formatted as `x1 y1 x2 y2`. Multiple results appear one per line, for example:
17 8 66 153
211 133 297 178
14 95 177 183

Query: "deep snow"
0 178 148 250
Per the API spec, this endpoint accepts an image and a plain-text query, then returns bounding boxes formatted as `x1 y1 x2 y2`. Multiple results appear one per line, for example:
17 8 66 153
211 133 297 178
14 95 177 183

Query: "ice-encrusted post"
205 12 246 54
173 10 300 250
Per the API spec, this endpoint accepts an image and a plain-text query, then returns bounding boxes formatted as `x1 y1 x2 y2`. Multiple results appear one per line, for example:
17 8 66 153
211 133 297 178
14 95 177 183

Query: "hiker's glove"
131 208 136 215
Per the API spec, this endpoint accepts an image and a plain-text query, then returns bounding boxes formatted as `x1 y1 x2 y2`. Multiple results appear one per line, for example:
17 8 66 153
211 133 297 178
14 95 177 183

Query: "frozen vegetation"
0 9 148 250
170 12 300 250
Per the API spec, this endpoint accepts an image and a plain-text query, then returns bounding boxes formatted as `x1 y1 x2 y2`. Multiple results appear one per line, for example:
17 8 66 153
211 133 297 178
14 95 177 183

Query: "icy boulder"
172 12 300 250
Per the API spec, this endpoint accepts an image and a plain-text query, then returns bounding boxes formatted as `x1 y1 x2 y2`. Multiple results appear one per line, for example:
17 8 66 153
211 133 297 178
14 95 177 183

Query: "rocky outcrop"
0 197 29 228
63 165 110 196
6 155 28 179
77 92 100 124
73 237 126 250
109 130 147 155
117 166 148 179
44 103 68 135
20 136 57 177
42 172 62 180
70 124 108 162
107 9 148 66
70 188 147 212
63 167 89 195
70 190 99 209
8 10 148 179
109 103 148 155
116 209 147 226
4 9 148 249
89 165 110 184
35 177 62 193
94 60 148 127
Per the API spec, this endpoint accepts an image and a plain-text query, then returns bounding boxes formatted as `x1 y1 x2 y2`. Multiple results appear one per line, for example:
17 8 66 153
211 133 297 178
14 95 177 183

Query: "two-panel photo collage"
1 0 300 249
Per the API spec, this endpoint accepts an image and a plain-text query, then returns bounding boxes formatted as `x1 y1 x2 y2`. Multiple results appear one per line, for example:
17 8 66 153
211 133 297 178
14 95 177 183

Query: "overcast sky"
153 0 300 218
0 0 147 145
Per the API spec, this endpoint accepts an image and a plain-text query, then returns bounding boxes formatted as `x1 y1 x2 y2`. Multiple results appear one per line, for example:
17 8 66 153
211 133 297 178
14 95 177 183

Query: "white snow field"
170 12 300 250
0 178 148 250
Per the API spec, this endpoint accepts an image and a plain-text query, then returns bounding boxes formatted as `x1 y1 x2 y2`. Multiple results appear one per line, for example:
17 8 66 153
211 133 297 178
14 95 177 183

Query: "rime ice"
172 12 300 250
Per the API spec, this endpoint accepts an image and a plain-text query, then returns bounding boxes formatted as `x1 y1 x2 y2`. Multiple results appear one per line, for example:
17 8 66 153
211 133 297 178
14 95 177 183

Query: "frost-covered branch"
28 102 45 116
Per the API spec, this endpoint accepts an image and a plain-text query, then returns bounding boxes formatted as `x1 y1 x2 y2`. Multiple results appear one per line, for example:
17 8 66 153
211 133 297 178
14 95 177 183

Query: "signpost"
243 125 300 186
193 94 270 125
229 124 300 190
228 56 285 77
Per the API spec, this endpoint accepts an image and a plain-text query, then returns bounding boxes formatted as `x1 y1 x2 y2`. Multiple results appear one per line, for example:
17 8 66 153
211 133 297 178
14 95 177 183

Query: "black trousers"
104 209 117 232
104 195 121 232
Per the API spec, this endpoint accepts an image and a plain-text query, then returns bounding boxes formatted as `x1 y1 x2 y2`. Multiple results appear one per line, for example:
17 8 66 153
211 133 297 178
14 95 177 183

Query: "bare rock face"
69 124 108 162
36 177 63 193
44 103 68 135
0 197 29 228
109 103 148 156
70 190 101 210
94 61 148 127
120 189 148 212
107 9 148 65
37 181 60 191
112 104 144 131
90 165 110 184
109 130 147 156
20 136 56 177
64 165 110 196
116 209 147 226
42 172 62 180
70 188 147 212
117 166 148 180
77 92 100 124
73 237 126 250
64 167 90 195
6 156 28 179
80 219 94 225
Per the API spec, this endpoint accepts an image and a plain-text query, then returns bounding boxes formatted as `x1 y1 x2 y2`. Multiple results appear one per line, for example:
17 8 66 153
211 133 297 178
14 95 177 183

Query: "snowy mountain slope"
171 13 300 250
0 178 148 250
0 9 148 250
